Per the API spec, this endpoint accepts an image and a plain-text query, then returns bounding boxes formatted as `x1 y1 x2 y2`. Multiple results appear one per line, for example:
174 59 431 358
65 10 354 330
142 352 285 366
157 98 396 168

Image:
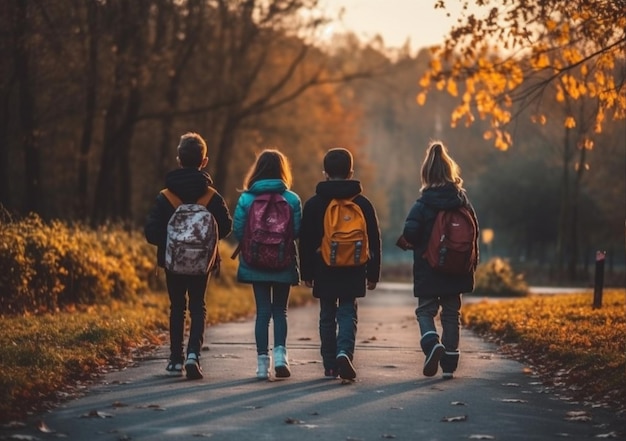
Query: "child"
298 148 381 380
144 132 232 380
401 141 479 379
232 149 302 379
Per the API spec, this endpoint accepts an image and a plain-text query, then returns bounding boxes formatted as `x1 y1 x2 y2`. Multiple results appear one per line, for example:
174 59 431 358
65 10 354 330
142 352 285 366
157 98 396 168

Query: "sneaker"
336 352 356 380
423 343 445 377
256 354 271 379
273 346 291 378
165 361 183 377
324 368 338 379
184 353 203 380
442 372 454 380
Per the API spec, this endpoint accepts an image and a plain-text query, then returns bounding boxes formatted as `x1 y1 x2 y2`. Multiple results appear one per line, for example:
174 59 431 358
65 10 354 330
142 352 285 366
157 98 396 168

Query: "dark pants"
416 295 462 373
252 282 290 355
165 270 210 363
319 297 358 371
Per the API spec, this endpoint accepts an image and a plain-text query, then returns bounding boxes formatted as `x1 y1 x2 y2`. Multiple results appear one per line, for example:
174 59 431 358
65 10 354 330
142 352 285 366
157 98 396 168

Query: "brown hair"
420 141 463 190
243 149 293 190
177 132 207 168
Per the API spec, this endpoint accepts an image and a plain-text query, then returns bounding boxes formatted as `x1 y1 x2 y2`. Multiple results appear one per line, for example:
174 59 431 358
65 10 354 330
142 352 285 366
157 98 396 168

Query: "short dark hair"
177 132 207 168
323 148 353 179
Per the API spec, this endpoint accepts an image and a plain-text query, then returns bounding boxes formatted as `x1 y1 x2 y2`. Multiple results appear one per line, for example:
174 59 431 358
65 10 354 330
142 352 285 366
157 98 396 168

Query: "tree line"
1 0 624 283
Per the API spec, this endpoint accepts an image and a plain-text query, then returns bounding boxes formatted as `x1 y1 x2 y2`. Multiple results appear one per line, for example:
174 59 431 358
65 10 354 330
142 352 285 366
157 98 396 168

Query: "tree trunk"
77 0 99 220
212 114 240 196
556 126 572 280
15 0 42 215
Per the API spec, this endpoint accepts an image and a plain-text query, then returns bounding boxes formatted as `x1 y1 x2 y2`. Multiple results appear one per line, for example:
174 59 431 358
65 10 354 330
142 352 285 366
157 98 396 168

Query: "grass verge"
462 289 626 410
0 285 312 423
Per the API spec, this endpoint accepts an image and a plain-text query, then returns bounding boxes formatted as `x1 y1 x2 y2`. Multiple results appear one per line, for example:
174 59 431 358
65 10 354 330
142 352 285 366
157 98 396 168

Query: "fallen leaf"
112 401 128 408
381 434 396 439
192 433 213 438
243 406 262 410
2 421 26 429
468 435 495 440
502 383 520 387
441 415 467 422
285 418 304 424
6 435 40 440
501 398 528 403
450 401 466 406
595 432 619 438
37 421 55 433
298 337 312 341
303 424 318 429
81 410 113 418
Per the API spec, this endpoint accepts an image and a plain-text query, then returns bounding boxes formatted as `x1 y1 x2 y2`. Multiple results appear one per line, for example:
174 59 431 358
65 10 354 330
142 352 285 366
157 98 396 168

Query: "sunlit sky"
319 0 477 52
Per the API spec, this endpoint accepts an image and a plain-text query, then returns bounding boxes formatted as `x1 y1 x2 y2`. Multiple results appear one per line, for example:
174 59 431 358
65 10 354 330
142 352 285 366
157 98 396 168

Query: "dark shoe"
442 372 454 380
423 343 445 377
324 368 338 379
184 353 203 380
336 352 356 380
165 361 183 377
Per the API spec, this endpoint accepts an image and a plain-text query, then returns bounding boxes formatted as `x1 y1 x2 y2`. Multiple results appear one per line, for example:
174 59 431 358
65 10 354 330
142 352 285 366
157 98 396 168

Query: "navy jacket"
299 180 381 299
144 168 233 267
402 183 479 297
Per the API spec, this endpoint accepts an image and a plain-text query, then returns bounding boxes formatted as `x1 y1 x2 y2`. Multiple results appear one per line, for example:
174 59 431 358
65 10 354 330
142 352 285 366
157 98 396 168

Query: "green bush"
0 214 155 315
472 257 529 297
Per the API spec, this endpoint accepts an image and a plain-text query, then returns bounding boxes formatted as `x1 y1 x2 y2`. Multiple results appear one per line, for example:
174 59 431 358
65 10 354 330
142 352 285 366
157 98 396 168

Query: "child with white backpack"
144 132 232 380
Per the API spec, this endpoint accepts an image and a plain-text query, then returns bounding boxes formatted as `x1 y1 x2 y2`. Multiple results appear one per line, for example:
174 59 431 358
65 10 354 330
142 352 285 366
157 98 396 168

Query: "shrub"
472 257 529 297
0 214 155 315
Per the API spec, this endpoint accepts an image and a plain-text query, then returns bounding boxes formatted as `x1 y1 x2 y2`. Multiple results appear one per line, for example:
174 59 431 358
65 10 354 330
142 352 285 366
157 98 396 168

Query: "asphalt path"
4 284 624 440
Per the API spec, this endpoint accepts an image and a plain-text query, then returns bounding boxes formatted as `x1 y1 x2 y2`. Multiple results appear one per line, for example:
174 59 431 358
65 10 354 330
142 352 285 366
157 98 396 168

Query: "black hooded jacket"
402 183 479 297
144 168 233 267
299 179 381 299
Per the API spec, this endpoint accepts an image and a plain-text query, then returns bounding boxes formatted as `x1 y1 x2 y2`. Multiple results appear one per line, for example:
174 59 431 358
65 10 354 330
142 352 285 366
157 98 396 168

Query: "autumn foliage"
463 290 626 410
419 0 626 150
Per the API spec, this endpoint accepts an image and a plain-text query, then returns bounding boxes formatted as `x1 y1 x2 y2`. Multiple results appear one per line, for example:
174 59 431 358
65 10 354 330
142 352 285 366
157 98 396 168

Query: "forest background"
1 0 624 286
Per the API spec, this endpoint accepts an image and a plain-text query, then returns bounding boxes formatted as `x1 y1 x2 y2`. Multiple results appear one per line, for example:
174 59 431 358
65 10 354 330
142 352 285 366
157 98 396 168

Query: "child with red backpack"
299 148 381 381
399 141 479 380
232 149 302 380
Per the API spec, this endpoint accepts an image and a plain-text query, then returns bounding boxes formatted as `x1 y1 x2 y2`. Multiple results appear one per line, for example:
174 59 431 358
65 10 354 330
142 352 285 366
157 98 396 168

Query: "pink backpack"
240 193 294 270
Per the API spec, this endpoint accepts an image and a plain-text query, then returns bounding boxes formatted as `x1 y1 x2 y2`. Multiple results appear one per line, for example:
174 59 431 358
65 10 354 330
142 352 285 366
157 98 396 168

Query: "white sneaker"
256 354 271 379
273 346 291 378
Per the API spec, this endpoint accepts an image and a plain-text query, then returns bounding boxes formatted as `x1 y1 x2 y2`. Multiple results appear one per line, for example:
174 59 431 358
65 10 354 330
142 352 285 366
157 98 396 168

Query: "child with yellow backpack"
299 148 381 380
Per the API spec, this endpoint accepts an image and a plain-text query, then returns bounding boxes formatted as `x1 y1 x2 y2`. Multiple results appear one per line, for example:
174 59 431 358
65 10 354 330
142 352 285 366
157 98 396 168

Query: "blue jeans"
165 271 210 362
416 295 462 372
253 282 290 355
319 297 358 371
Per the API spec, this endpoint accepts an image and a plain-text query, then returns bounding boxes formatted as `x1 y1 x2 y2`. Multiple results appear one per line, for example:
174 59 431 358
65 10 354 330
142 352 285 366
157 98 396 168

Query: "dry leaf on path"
441 415 468 422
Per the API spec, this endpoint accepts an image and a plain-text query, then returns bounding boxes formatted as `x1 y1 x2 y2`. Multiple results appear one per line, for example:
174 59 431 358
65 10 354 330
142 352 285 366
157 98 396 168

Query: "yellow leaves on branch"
418 0 626 151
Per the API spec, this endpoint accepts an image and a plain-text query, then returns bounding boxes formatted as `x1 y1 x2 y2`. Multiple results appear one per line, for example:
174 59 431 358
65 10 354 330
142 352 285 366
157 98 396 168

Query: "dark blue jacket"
402 184 478 297
144 168 233 267
299 180 381 299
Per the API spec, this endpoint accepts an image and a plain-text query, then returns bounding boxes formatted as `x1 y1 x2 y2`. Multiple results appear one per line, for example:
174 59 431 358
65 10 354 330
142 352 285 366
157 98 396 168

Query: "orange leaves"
564 116 576 128
417 0 626 151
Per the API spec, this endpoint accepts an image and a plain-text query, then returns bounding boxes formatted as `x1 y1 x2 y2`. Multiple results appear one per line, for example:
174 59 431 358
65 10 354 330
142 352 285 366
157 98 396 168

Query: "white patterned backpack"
162 188 218 275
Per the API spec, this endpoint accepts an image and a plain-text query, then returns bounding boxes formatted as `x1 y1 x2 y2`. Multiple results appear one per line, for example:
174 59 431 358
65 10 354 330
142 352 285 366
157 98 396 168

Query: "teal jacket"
233 179 302 285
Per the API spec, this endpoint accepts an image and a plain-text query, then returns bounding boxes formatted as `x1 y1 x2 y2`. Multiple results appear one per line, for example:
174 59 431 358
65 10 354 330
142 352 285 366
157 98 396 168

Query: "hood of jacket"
419 184 468 211
165 168 213 203
247 179 287 195
315 179 362 200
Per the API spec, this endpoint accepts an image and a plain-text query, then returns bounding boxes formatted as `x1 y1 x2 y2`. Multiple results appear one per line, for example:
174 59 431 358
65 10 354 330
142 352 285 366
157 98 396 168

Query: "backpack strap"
160 187 216 208
160 189 183 208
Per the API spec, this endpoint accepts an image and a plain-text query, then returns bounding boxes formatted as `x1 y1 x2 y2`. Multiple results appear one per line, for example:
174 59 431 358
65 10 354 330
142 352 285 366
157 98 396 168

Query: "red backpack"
423 206 478 275
240 193 295 270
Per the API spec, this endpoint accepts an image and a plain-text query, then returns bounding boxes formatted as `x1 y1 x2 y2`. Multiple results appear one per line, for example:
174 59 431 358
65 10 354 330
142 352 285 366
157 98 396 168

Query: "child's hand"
395 235 413 251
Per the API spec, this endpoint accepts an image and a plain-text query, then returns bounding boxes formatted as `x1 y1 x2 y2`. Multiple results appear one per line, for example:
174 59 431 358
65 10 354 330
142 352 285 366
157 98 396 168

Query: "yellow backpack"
320 197 369 267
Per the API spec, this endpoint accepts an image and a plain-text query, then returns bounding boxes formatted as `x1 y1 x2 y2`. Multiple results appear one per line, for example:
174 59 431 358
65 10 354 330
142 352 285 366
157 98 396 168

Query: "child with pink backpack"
232 149 302 379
